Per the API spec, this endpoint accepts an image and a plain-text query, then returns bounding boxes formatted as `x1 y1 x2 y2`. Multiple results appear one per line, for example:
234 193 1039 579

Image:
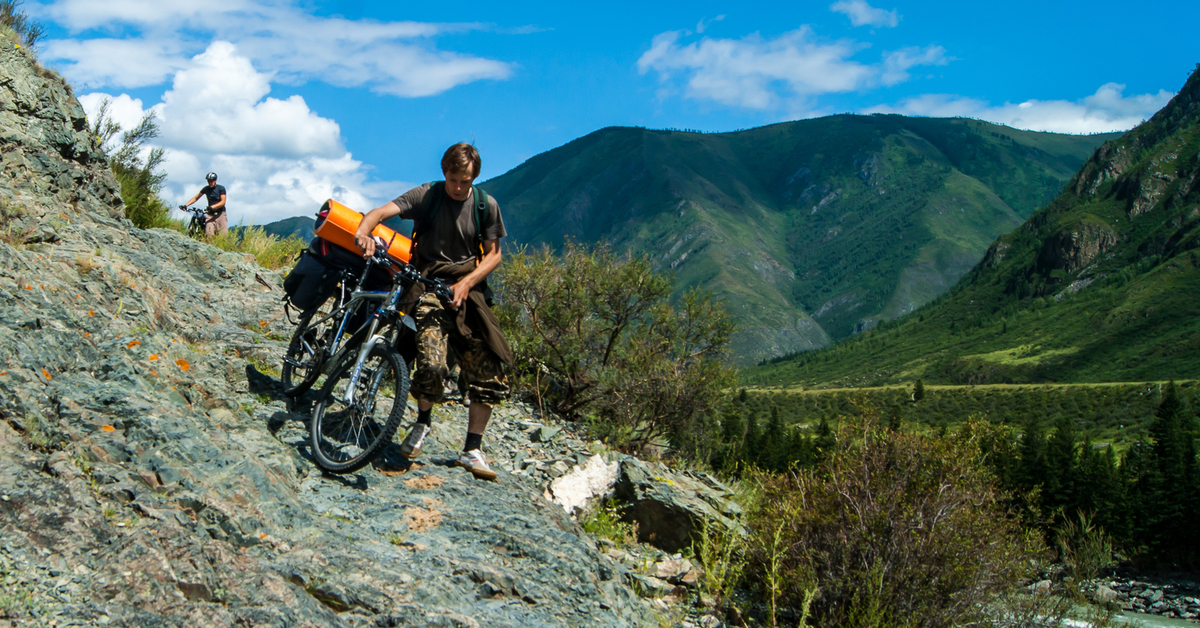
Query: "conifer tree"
1045 414 1078 516
1017 415 1048 494
763 407 785 472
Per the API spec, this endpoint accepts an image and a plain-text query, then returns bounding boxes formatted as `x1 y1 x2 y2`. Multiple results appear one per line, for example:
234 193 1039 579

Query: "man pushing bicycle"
354 143 513 481
181 172 228 236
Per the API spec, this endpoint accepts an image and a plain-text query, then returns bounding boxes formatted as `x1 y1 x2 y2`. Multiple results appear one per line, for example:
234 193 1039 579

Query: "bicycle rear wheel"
282 307 333 397
310 344 410 473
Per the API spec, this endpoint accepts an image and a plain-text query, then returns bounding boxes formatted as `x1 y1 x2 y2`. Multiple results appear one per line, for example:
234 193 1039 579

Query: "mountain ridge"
483 117 1119 363
748 64 1200 386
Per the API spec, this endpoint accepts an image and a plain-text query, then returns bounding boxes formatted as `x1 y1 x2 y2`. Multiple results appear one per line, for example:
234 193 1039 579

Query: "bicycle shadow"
371 445 420 475
245 364 289 402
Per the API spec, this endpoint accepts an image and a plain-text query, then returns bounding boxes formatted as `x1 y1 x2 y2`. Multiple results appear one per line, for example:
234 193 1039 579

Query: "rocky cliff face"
0 44 694 628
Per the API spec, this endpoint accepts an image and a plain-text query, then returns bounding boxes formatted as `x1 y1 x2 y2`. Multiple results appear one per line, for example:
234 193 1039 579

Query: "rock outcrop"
0 42 680 627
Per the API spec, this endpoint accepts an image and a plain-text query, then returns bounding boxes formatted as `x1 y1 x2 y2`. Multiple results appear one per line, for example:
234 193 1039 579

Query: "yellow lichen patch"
148 354 159 361
176 359 190 371
127 340 140 349
42 368 51 380
100 425 115 432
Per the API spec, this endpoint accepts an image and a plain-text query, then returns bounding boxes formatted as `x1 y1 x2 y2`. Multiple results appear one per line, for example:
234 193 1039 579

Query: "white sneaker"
457 449 497 481
400 423 431 459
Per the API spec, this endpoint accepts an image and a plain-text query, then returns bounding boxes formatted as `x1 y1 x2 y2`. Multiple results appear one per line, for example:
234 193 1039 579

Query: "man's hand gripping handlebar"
363 235 455 310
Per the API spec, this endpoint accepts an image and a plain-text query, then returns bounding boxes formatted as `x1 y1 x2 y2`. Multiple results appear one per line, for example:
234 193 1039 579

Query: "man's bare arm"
354 201 401 257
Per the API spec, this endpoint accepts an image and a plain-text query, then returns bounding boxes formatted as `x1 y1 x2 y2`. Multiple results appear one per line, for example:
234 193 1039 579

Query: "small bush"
746 418 1045 628
580 500 638 546
0 0 43 48
495 242 737 451
88 98 175 230
207 226 305 270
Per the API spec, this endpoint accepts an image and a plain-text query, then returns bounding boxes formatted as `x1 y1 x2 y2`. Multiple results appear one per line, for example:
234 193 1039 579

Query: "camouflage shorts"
410 293 510 406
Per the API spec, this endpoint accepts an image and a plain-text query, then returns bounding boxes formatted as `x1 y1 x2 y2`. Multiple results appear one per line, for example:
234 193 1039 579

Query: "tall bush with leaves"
747 419 1044 628
89 98 174 230
494 242 736 450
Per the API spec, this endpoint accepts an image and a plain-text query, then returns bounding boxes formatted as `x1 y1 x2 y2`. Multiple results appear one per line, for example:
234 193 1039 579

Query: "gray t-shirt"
392 183 506 267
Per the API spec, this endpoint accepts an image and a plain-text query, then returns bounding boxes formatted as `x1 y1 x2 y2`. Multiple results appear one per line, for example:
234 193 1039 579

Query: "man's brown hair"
441 143 481 177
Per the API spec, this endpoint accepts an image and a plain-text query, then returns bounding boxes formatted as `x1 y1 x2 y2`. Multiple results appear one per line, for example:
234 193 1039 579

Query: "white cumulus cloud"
80 43 410 226
862 82 1175 134
830 0 899 28
33 0 514 96
882 46 949 86
637 27 943 111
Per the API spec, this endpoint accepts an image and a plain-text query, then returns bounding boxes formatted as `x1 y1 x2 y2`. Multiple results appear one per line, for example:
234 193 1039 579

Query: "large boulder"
612 458 743 553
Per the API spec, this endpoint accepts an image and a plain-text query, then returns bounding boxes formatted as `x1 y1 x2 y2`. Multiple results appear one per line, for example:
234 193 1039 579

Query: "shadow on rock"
320 471 370 491
266 410 307 436
371 445 419 475
245 364 286 401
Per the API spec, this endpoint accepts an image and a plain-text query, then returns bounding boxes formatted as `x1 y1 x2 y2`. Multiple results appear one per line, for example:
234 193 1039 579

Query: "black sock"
417 408 432 426
463 432 482 452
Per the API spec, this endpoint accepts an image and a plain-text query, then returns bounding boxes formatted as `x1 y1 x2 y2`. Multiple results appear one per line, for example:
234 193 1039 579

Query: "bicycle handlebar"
179 205 212 217
367 236 454 307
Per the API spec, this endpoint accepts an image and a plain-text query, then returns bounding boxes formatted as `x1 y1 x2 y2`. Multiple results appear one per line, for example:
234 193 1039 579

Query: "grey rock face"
612 458 744 553
0 45 659 627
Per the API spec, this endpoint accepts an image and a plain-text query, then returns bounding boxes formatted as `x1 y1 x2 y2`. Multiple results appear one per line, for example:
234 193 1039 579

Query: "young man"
183 172 228 236
354 143 512 480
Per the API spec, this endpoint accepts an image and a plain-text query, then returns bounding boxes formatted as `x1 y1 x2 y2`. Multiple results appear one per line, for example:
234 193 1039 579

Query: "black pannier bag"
282 244 338 313
282 238 392 314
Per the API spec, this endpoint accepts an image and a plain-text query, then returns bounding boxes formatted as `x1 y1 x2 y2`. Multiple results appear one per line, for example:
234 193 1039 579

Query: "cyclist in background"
182 172 228 236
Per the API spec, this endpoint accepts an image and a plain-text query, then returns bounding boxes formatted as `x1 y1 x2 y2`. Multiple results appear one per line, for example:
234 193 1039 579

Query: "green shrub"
0 0 43 48
89 98 175 230
495 242 737 451
207 226 305 270
746 418 1044 628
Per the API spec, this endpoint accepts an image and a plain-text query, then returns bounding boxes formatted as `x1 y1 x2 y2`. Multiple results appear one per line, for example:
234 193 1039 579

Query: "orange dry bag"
313 199 412 265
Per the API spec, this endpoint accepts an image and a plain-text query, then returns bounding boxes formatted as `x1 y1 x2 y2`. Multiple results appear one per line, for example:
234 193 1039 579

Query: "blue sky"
27 0 1199 225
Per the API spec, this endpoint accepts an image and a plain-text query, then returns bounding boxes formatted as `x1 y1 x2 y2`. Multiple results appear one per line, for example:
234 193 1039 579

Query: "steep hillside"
748 65 1200 387
484 118 1116 363
0 44 672 627
239 215 316 242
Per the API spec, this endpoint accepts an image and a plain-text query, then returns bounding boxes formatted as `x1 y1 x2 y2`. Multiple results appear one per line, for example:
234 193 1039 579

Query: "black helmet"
205 172 218 181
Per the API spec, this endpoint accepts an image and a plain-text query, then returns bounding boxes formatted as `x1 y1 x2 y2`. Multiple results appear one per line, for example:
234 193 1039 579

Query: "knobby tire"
281 309 328 397
310 344 410 474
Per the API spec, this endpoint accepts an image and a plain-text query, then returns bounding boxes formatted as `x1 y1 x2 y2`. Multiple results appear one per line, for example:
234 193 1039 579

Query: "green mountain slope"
484 118 1116 363
239 215 316 242
747 65 1200 386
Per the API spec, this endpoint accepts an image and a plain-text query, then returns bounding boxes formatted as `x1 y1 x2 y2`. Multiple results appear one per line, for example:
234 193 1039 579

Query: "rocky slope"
0 43 724 628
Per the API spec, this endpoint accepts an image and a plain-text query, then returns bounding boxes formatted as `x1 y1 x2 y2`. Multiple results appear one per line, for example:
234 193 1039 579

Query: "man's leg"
400 294 452 459
467 402 491 436
454 339 508 480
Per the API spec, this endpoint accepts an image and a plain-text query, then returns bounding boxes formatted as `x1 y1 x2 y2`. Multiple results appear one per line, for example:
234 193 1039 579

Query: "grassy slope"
484 117 1115 363
747 67 1200 386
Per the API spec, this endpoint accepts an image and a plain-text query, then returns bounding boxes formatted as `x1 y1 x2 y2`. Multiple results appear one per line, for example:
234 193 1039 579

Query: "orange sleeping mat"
313 199 412 264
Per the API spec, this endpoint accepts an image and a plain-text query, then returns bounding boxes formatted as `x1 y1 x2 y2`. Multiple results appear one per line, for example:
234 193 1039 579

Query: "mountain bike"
300 237 454 473
280 260 379 398
179 205 212 237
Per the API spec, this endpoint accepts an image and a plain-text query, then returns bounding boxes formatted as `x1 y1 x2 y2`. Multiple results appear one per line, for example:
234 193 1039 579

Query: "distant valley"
748 66 1200 386
479 117 1118 363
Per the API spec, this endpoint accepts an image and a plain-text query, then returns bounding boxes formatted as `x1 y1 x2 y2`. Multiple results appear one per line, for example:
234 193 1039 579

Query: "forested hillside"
484 118 1116 363
750 65 1200 387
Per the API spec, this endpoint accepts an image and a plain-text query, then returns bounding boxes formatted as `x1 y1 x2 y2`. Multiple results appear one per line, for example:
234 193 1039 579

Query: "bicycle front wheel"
310 344 410 474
